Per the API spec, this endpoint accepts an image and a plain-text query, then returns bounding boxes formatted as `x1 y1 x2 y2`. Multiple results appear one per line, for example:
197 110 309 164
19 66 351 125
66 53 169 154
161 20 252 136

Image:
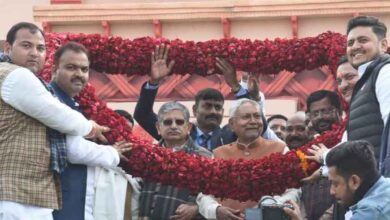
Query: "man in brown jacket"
0 22 107 219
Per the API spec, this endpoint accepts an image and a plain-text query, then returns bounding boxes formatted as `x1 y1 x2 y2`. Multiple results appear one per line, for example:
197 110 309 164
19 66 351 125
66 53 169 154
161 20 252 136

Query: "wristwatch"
319 166 324 178
319 154 324 165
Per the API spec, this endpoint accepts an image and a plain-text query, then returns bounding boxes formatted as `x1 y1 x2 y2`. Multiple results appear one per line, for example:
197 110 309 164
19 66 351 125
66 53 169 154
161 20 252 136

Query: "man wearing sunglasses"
138 101 211 220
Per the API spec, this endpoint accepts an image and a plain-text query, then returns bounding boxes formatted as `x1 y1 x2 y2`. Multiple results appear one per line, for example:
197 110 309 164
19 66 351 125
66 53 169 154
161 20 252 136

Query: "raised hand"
216 57 240 91
150 44 175 84
248 75 260 101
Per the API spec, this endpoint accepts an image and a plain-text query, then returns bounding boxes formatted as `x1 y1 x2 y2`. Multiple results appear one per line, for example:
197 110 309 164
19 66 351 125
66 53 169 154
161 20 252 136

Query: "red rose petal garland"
42 31 347 81
76 85 346 201
41 32 348 201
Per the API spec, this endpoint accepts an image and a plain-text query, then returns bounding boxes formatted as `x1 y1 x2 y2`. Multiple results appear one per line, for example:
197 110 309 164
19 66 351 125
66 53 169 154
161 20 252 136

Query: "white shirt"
357 61 390 124
0 66 92 135
0 66 94 218
66 120 121 220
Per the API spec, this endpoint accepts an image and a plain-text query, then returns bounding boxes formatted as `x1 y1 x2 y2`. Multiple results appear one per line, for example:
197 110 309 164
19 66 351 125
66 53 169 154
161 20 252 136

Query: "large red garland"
76 84 346 201
42 32 346 81
42 32 347 201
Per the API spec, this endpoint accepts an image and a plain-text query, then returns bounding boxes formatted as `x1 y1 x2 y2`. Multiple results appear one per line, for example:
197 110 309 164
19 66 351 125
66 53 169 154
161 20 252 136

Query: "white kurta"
0 67 93 218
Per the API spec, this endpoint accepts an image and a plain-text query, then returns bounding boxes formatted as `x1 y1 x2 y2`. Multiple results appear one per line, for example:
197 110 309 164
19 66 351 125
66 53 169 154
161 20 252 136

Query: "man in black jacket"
346 16 390 160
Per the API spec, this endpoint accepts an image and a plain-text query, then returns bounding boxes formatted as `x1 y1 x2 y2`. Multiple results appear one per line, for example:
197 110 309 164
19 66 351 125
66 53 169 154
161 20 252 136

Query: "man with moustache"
301 90 342 220
285 111 310 150
0 22 107 219
302 57 360 220
303 56 359 176
306 90 342 136
49 42 133 220
308 56 359 177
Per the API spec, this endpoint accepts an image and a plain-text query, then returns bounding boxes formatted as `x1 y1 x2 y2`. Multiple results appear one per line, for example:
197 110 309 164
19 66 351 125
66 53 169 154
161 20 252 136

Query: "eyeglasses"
310 107 337 118
161 119 186 126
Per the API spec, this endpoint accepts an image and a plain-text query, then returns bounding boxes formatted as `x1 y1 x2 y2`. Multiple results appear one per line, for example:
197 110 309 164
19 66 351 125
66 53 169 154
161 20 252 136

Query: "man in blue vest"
50 41 132 220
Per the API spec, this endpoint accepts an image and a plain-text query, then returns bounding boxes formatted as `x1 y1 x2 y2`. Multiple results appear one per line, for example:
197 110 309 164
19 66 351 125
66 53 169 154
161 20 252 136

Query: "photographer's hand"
283 200 302 220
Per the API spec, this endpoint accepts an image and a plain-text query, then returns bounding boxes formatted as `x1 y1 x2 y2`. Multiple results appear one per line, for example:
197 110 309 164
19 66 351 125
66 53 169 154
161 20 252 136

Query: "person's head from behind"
336 56 359 103
306 90 342 134
285 111 309 150
157 101 192 147
4 22 45 74
347 16 388 69
193 88 224 132
326 140 378 207
52 42 90 98
267 114 287 141
229 98 263 145
115 109 134 129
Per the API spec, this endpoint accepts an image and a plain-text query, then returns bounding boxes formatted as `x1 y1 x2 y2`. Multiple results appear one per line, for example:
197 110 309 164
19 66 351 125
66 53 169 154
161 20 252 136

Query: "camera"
244 196 293 220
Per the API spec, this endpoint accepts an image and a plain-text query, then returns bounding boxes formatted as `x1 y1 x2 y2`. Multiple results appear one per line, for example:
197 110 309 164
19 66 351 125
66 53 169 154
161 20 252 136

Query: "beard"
286 136 307 149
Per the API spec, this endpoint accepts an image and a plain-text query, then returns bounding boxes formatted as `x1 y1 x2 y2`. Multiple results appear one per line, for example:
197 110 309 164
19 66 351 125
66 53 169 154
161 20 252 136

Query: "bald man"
285 111 310 150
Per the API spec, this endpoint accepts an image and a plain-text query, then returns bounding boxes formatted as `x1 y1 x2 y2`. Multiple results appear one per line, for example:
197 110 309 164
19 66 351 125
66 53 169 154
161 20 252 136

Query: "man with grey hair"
138 101 211 220
197 98 299 219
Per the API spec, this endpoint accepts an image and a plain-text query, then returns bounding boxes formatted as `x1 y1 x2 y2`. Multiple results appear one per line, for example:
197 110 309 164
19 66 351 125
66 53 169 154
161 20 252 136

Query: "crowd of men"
1 15 390 220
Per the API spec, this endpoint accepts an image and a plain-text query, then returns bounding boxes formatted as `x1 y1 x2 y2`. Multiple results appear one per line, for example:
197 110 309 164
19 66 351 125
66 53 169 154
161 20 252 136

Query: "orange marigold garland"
40 32 348 201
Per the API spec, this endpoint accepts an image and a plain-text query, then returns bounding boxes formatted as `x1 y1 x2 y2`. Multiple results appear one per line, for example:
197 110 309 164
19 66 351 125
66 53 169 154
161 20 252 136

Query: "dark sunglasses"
162 119 186 126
